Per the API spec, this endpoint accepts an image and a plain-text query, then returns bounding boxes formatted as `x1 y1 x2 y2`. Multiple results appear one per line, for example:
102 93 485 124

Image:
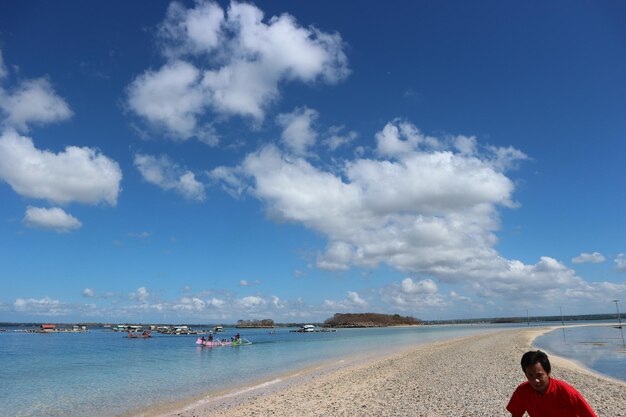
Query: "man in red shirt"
507 350 597 417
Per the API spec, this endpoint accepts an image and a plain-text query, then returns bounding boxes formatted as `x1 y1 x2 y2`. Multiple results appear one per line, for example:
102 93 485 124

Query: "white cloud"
134 153 205 201
270 295 286 308
0 130 122 205
113 293 313 321
208 297 226 308
241 144 359 231
572 252 606 264
401 277 438 294
236 121 523 278
201 61 275 121
324 290 368 310
11 275 626 322
276 107 318 155
450 256 594 304
237 295 266 309
127 0 349 140
317 241 353 271
0 50 7 79
131 287 150 303
179 172 206 200
127 60 206 139
562 281 626 301
210 120 622 305
175 297 206 311
616 254 626 273
293 270 307 279
23 206 82 233
453 135 477 155
158 1 225 58
1 78 72 131
208 165 247 197
450 291 470 302
239 279 261 287
375 120 440 157
323 125 358 151
487 145 529 171
347 291 367 306
380 278 446 310
128 231 151 239
14 297 70 316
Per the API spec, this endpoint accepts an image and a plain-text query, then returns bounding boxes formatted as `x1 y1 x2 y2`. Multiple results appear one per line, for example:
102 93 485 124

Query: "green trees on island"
233 314 421 328
235 318 275 328
324 313 422 328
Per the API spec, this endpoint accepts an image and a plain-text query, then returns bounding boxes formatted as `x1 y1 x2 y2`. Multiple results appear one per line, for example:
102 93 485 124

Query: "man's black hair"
521 350 551 374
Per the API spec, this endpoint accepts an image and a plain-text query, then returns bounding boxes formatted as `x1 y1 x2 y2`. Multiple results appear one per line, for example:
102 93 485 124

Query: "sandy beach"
152 327 626 417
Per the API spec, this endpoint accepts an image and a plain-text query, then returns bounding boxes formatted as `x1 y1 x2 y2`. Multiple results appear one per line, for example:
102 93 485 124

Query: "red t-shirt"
507 378 597 417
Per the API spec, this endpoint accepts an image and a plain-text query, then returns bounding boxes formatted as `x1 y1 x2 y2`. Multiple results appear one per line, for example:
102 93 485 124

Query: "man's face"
524 362 550 394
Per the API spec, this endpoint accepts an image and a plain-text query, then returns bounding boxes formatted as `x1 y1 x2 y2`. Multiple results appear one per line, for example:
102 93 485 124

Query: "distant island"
235 319 275 328
324 313 423 328
1 313 620 330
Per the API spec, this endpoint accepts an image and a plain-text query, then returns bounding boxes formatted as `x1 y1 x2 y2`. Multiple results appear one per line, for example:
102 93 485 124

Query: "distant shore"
145 326 626 417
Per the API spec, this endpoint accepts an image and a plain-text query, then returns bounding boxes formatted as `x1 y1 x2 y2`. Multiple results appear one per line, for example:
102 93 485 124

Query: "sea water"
0 324 502 417
534 323 626 381
2 323 624 417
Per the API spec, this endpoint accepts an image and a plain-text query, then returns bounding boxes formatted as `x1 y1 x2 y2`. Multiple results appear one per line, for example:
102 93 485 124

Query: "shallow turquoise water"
534 324 626 381
2 323 624 417
0 324 502 417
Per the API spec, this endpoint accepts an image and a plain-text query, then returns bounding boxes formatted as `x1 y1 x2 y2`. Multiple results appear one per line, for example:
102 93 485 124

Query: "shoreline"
529 323 626 386
137 326 626 417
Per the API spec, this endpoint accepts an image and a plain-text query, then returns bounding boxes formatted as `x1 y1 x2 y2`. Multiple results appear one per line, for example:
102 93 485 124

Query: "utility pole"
560 306 566 341
613 300 625 347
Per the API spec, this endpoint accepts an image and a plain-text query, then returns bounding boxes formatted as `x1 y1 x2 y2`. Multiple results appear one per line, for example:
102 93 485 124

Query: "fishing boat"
301 324 316 332
195 337 251 347
290 324 335 332
126 332 151 338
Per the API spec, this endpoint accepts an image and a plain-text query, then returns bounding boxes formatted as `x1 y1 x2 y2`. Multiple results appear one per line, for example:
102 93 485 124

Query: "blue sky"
1 1 625 323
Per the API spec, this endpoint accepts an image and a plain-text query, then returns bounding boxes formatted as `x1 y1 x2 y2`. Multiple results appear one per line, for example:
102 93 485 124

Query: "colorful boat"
195 337 251 347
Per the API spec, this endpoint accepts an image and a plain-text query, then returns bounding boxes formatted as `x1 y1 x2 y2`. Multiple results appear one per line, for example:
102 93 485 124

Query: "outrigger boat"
126 331 151 338
195 337 251 347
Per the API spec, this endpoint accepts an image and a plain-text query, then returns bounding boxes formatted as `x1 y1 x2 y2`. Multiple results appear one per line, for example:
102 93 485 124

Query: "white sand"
146 326 626 417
